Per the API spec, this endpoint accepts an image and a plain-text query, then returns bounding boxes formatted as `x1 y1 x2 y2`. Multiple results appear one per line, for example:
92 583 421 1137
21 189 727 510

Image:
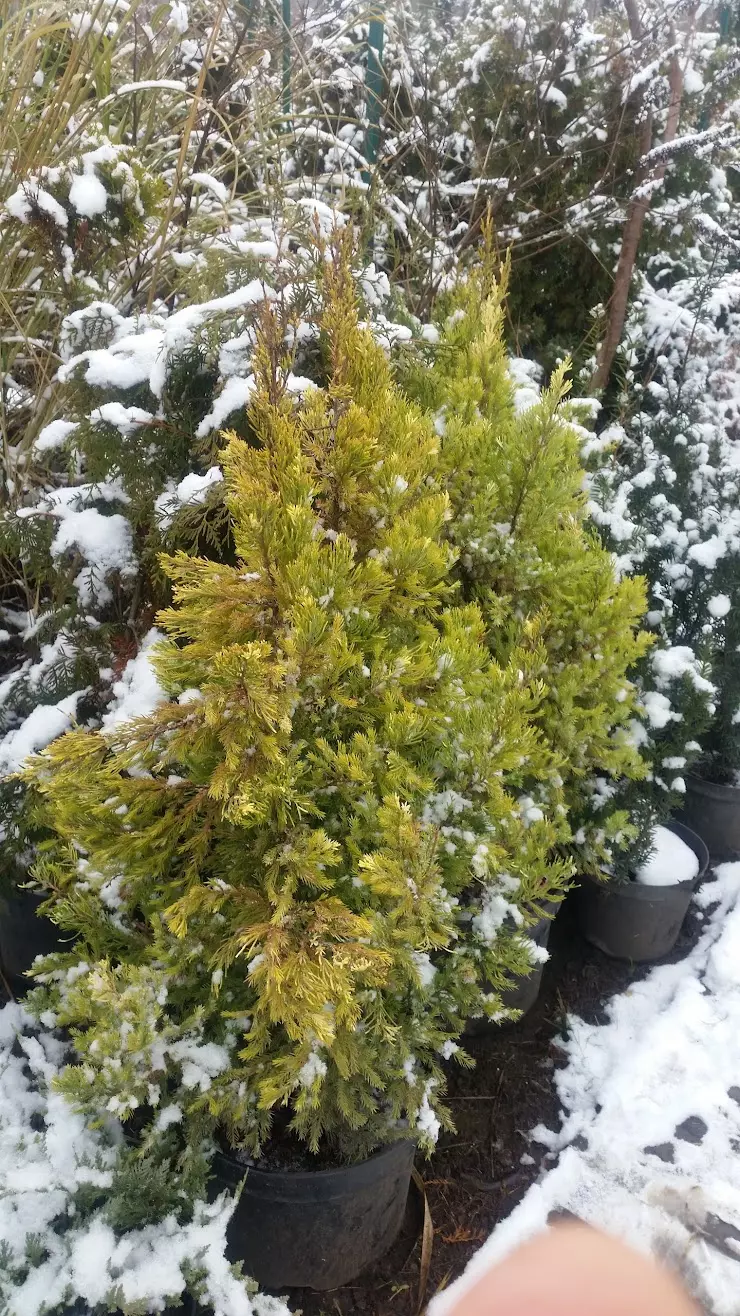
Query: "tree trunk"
592 11 686 392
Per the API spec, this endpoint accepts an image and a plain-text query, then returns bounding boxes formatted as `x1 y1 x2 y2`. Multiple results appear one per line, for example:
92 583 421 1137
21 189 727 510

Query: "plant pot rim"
214 1135 415 1186
686 771 740 801
579 869 698 896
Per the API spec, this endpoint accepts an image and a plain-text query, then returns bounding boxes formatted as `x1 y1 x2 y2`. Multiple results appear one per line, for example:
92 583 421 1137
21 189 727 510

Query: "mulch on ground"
285 894 704 1316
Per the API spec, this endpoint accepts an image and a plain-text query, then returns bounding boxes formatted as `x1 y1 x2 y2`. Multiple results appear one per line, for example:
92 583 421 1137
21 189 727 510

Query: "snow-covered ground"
431 864 740 1316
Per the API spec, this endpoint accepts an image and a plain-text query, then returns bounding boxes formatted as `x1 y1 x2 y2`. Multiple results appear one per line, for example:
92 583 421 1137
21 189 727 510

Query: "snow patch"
635 825 700 886
0 692 84 773
69 172 108 218
101 628 166 729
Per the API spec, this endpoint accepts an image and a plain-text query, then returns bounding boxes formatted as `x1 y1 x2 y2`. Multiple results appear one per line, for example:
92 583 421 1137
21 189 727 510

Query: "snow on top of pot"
634 825 700 887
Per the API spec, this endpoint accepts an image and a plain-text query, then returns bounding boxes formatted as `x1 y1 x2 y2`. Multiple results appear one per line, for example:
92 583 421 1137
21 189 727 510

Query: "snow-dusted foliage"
0 225 415 863
591 261 740 801
274 0 740 364
0 0 280 454
22 248 574 1171
0 1001 289 1316
2 0 740 1298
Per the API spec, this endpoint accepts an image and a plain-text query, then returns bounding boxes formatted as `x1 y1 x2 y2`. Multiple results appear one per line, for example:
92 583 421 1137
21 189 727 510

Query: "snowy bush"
23 240 571 1169
0 222 420 869
591 261 740 809
398 256 651 878
282 0 739 366
0 1000 290 1316
0 0 252 452
0 260 276 864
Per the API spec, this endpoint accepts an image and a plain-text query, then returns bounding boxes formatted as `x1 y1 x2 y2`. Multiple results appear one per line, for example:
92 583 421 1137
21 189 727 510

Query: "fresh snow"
168 0 189 33
5 182 67 228
68 171 108 218
155 465 224 529
635 825 700 887
50 508 136 606
708 595 731 620
196 375 255 438
0 691 84 774
651 646 715 696
102 79 189 102
58 280 275 399
90 401 154 434
191 170 229 204
431 865 740 1316
33 418 78 452
102 627 166 729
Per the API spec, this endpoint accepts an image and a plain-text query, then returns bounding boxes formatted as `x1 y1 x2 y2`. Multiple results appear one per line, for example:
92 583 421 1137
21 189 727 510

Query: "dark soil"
277 891 705 1316
222 1110 351 1173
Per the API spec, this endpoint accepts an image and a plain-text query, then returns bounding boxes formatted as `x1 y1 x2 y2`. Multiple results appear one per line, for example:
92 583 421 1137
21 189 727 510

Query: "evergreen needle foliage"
400 258 652 875
25 238 569 1163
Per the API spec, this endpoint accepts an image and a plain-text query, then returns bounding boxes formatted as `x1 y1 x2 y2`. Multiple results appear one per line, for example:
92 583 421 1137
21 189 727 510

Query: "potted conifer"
571 640 713 962
678 551 740 860
401 258 652 1006
575 819 709 961
587 267 740 865
23 240 569 1289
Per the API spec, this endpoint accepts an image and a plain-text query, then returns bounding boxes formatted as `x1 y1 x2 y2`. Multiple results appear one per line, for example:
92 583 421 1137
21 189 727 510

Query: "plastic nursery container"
214 1138 415 1290
0 887 65 990
678 773 740 862
576 821 709 963
466 899 560 1034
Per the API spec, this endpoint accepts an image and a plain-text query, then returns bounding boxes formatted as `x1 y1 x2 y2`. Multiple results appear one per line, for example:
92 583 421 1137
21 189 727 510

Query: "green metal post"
282 0 292 121
363 16 385 184
700 5 732 128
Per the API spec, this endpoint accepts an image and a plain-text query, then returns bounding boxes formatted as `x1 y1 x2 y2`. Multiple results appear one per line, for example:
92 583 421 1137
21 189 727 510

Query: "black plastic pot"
678 773 740 862
0 888 65 989
576 821 709 963
466 900 560 1034
214 1138 415 1290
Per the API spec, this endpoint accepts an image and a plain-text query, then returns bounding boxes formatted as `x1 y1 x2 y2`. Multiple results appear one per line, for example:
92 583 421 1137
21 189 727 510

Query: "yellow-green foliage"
26 242 570 1161
402 263 651 866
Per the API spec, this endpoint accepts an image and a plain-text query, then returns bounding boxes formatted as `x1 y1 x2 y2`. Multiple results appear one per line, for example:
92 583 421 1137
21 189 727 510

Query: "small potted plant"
575 814 709 962
24 242 566 1288
679 577 740 859
571 642 711 961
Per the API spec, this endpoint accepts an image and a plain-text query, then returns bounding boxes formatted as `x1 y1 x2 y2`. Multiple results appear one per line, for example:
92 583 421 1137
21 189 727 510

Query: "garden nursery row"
1 0 740 1312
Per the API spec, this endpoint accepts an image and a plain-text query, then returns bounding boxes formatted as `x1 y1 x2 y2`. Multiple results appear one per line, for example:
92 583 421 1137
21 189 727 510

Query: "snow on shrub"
23 240 572 1173
0 227 424 869
398 255 651 878
587 254 740 863
0 1001 289 1316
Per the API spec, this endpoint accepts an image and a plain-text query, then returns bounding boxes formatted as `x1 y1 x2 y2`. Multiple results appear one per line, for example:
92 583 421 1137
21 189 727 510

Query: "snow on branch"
641 123 737 172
